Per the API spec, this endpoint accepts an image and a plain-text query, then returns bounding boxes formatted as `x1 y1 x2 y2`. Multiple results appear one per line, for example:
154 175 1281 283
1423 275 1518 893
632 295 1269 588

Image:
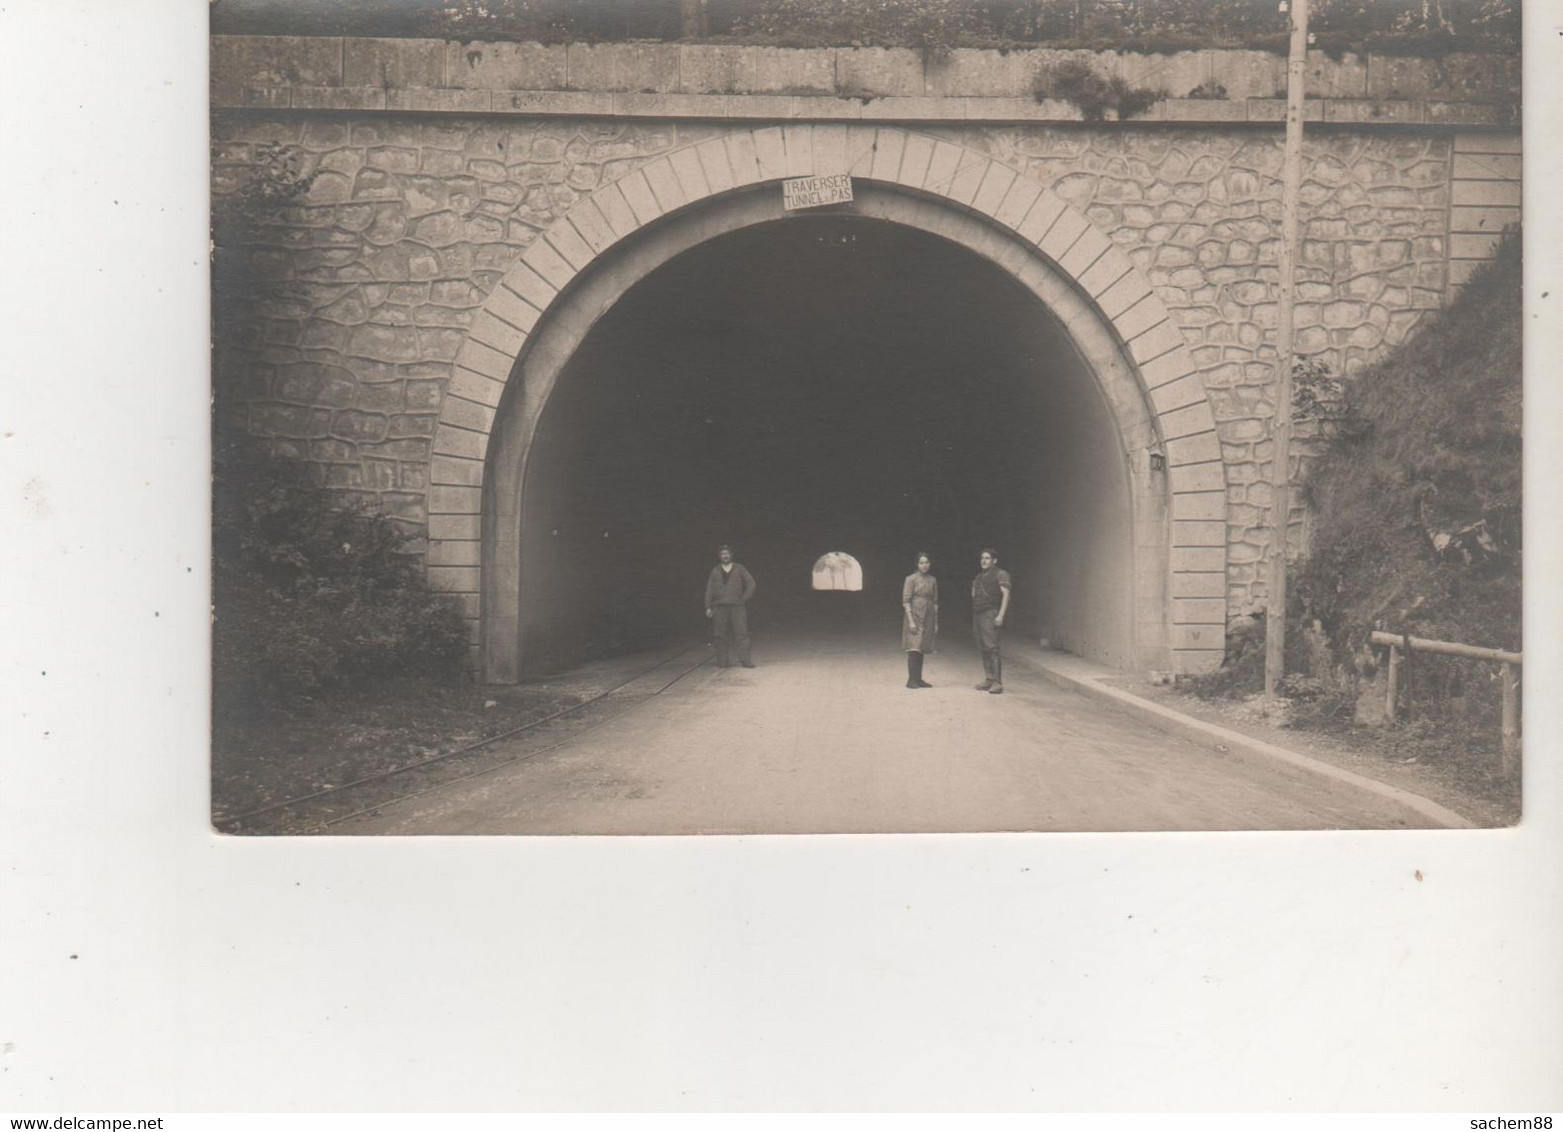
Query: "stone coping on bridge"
212 36 1519 128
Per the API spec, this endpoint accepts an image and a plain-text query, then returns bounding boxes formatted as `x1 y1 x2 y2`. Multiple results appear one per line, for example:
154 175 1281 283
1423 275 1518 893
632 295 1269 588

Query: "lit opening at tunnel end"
811 552 864 592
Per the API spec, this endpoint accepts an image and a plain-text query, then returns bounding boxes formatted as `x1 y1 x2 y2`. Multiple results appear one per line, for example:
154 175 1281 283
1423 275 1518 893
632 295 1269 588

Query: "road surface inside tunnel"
338 614 1439 835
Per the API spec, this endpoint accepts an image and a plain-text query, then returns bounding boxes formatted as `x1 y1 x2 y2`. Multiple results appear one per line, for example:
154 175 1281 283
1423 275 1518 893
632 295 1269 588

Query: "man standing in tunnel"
705 544 757 668
972 548 1011 694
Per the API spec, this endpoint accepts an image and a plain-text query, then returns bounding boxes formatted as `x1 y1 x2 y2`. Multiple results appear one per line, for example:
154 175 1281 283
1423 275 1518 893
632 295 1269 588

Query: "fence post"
1401 631 1415 722
1501 661 1520 778
1385 642 1400 723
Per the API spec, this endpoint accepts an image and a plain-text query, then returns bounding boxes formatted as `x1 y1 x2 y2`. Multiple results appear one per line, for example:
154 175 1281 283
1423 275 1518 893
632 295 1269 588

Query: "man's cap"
718 544 732 552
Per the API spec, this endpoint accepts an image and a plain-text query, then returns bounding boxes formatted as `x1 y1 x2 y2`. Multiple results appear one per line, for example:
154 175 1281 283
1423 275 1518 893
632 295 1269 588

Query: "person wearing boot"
901 552 938 689
971 548 1011 694
705 544 757 668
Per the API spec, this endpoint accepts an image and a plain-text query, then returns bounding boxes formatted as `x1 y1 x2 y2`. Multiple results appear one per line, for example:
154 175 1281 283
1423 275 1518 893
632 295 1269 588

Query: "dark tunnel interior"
517 213 1134 674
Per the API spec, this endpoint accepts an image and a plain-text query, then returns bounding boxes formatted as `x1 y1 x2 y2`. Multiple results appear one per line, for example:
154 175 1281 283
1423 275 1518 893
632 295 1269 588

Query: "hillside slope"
1297 234 1522 661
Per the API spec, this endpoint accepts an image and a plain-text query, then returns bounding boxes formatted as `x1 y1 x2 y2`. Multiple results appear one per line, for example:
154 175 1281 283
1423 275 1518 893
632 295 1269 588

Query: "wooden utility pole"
1265 0 1310 700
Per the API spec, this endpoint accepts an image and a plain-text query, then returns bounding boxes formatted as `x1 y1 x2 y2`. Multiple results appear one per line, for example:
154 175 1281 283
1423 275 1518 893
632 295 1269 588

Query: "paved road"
338 622 1440 834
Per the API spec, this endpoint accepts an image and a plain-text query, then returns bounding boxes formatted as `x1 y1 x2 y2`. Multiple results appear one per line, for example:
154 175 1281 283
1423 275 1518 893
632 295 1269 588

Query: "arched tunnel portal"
471 178 1199 682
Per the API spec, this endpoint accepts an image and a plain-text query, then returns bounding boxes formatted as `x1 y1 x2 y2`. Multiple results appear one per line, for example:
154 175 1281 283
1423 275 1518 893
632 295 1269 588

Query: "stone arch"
426 124 1227 681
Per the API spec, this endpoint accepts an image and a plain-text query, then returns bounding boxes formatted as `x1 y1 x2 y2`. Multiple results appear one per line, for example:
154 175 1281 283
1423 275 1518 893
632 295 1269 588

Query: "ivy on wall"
1034 57 1161 119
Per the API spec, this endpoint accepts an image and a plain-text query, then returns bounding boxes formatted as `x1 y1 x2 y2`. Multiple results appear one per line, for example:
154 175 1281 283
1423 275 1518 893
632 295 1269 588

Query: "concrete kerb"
1024 649 1477 829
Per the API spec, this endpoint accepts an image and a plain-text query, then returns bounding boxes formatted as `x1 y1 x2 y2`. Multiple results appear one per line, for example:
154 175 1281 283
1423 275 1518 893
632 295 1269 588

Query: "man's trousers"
974 608 1002 684
712 604 751 666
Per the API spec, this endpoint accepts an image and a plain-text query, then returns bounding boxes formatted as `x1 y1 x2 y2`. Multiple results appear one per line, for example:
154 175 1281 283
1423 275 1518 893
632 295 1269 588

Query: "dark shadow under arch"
481 182 1170 681
481 186 1169 681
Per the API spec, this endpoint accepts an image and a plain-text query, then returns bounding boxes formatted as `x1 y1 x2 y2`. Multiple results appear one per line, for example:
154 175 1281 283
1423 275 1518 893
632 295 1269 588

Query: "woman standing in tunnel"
902 553 938 689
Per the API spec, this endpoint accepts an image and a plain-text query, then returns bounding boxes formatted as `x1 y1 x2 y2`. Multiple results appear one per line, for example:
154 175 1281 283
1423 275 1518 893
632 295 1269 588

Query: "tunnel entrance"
511 212 1143 677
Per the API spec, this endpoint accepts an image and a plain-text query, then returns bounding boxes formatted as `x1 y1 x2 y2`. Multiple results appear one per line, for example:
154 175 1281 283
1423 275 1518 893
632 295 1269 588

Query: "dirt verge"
211 678 584 825
1104 677 1520 828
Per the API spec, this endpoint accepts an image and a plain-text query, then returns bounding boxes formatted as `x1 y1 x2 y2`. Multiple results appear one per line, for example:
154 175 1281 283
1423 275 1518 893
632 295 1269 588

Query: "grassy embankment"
1187 234 1522 810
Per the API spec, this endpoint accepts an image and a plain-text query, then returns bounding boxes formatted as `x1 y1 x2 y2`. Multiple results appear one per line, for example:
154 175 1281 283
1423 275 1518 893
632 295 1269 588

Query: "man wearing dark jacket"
705 544 757 668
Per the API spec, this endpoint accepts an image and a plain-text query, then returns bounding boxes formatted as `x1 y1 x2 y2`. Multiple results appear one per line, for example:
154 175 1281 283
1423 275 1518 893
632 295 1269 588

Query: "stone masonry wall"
937 124 1456 612
215 114 714 610
211 112 1507 624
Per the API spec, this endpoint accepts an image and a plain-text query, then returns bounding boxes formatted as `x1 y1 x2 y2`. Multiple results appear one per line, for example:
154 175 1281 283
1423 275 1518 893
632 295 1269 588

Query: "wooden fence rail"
1370 630 1522 778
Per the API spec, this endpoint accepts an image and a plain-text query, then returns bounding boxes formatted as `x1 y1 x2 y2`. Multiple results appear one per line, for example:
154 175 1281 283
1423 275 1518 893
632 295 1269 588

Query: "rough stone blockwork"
215 115 705 534
931 124 1462 612
212 109 1512 631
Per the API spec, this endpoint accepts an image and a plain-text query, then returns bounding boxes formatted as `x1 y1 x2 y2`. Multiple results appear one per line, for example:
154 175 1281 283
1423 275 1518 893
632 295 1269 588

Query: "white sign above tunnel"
782 173 854 211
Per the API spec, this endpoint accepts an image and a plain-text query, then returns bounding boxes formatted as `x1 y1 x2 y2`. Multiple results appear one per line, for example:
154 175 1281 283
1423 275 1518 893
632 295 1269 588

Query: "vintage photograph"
208 0 1524 835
